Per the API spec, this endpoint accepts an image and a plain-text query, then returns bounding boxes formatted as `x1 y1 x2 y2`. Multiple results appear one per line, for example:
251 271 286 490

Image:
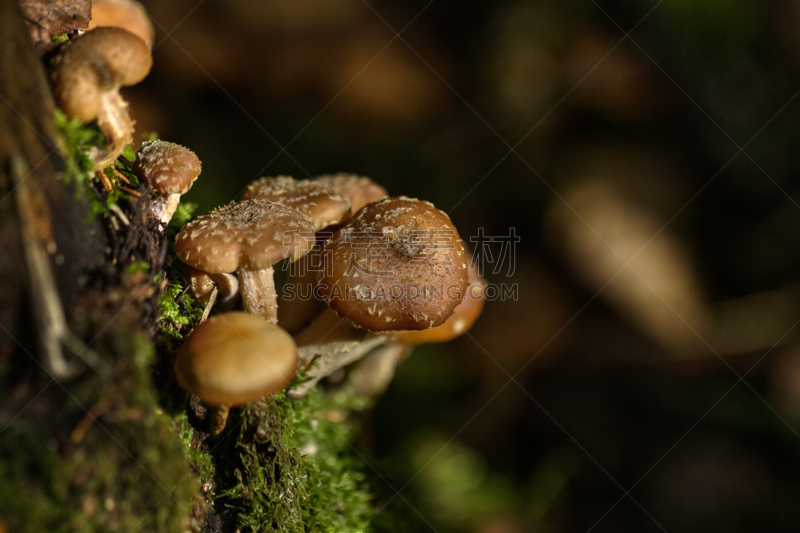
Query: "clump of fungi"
174 175 485 433
43 4 483 436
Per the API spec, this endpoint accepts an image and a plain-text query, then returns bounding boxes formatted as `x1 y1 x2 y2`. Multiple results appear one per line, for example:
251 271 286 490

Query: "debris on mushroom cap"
190 269 239 305
88 0 155 49
381 249 486 344
317 196 469 331
241 175 352 230
51 27 152 123
311 173 388 213
175 200 317 274
134 140 202 195
174 312 298 406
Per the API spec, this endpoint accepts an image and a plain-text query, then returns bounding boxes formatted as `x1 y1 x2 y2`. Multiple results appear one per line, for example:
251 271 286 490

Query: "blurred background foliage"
130 0 800 531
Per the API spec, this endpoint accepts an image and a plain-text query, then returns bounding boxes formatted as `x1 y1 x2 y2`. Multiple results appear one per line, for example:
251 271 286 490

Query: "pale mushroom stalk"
288 335 388 399
237 266 279 323
341 342 413 398
151 192 183 227
175 200 316 324
293 307 367 368
91 90 134 169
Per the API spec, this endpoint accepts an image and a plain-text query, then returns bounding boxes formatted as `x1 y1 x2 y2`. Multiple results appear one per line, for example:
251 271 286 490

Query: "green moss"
53 110 143 219
207 388 374 532
125 261 150 276
157 280 204 351
169 202 198 234
156 197 376 531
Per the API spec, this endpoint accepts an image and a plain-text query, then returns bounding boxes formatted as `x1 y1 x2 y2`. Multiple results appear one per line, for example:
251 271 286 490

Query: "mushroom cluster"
173 173 485 433
42 5 483 434
50 16 153 169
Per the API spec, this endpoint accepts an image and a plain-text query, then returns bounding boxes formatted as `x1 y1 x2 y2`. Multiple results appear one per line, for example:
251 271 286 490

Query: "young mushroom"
190 269 239 321
133 140 202 230
175 312 298 434
241 175 353 332
175 200 316 323
50 27 152 169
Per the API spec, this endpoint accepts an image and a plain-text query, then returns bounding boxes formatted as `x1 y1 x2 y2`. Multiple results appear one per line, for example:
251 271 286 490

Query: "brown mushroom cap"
174 312 298 406
133 140 202 195
382 251 485 344
51 27 152 123
241 176 352 230
311 173 388 213
88 0 155 49
317 196 469 331
175 200 316 274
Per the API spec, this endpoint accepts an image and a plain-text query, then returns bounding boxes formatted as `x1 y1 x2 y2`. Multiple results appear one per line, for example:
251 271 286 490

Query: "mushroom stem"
287 335 388 399
238 266 278 323
151 192 182 228
343 342 412 397
209 404 230 435
90 89 135 169
294 307 366 368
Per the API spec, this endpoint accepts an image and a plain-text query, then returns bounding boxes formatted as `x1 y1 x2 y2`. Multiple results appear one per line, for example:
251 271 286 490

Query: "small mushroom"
241 176 353 332
317 196 469 331
175 312 298 434
241 175 352 230
311 173 388 213
175 200 316 323
50 27 152 169
88 0 155 49
133 140 202 229
190 268 239 321
190 269 239 306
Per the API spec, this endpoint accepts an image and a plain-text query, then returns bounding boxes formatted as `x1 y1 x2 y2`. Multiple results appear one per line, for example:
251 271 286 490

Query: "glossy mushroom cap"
318 196 469 331
51 27 152 123
88 0 155 49
175 312 298 406
175 200 316 274
311 173 388 213
382 252 485 344
241 176 352 230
